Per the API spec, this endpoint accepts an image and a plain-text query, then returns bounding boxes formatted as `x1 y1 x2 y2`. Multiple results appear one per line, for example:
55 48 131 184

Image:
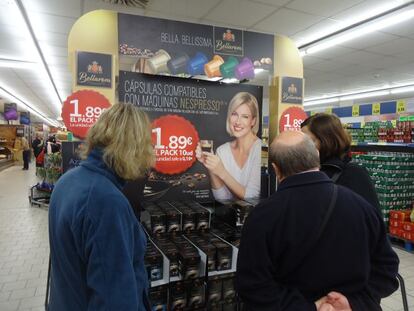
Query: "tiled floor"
0 165 413 311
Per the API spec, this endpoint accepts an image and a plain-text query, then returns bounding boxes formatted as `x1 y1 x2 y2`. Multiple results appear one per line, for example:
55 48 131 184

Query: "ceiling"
1 0 414 123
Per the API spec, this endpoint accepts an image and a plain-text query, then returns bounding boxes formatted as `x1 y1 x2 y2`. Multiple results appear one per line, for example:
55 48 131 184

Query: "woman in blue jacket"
48 103 154 311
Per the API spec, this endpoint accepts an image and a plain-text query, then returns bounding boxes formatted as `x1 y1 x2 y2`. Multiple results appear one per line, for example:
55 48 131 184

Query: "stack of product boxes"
389 208 414 242
141 200 240 311
353 152 414 225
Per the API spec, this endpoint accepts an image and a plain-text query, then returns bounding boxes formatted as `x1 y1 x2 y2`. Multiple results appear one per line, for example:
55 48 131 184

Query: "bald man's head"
270 130 320 179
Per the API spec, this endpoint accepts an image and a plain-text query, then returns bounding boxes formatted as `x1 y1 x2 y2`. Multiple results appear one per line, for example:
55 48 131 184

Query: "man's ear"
272 163 283 181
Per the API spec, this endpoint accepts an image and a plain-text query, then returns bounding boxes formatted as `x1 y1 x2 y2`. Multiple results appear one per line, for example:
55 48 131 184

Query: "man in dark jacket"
236 131 399 311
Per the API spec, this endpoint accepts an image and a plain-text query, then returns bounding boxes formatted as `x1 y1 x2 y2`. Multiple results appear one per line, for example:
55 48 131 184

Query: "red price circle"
279 106 308 133
152 115 199 175
61 90 111 138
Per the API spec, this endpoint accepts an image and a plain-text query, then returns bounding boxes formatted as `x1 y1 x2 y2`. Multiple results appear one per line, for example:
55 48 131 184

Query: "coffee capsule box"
185 233 217 272
158 202 182 233
142 204 167 235
170 235 201 280
170 203 197 233
222 274 236 303
169 281 187 311
187 278 206 309
149 285 168 311
153 237 180 278
208 276 223 306
145 241 164 282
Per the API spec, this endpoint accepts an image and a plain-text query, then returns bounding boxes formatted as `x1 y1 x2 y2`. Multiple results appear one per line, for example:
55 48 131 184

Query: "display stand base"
389 234 414 253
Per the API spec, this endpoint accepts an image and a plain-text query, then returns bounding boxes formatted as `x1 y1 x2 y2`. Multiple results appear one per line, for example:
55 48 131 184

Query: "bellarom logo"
282 77 302 103
78 56 111 87
214 27 243 56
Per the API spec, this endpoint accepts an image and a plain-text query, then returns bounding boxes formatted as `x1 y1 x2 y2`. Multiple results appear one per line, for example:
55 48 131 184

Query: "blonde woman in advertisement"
197 92 261 200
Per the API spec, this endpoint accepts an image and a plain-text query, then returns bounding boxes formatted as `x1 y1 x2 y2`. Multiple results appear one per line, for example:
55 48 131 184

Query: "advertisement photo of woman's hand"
203 152 225 178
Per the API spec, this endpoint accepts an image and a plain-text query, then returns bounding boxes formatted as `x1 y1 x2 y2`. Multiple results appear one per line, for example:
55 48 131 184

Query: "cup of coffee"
200 140 213 153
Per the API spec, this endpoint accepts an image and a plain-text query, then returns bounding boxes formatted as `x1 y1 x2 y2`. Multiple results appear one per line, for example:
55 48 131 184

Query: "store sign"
352 105 360 117
213 27 243 56
372 103 380 115
279 106 307 133
20 111 30 125
281 77 303 104
61 90 111 138
4 103 18 121
118 13 274 79
397 100 406 113
77 51 112 88
119 71 263 202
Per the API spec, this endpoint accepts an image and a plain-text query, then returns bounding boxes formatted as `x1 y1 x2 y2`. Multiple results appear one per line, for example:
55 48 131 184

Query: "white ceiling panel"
253 8 323 36
287 0 363 18
380 16 414 37
307 46 357 60
364 37 414 56
338 31 398 50
35 31 68 48
292 18 344 45
332 0 412 22
302 55 328 66
22 0 82 18
205 0 278 28
39 44 69 58
249 0 291 6
339 50 386 65
27 12 77 35
147 0 221 19
307 59 356 72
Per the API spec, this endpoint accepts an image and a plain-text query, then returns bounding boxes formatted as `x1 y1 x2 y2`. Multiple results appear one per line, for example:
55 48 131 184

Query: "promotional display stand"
63 9 305 311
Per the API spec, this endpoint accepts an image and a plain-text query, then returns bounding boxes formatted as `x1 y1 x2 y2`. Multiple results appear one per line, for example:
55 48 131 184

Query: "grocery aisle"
0 165 413 311
0 165 48 311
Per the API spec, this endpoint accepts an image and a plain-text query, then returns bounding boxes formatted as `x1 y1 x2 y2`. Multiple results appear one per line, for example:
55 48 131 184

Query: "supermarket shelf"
352 142 414 153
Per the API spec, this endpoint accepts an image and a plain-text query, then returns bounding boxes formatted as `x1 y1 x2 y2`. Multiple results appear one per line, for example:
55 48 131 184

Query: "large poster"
118 13 274 80
119 71 263 202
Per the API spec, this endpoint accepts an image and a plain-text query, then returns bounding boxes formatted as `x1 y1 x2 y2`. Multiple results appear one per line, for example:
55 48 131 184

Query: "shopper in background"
301 113 380 209
236 131 399 311
21 137 30 170
31 133 43 159
48 103 154 311
196 91 261 200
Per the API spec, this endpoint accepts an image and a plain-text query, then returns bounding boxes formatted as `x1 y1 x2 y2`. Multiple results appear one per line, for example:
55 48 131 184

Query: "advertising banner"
118 13 274 80
281 76 303 104
77 51 112 88
119 71 263 202
61 90 111 139
61 141 83 174
4 103 18 121
20 111 30 125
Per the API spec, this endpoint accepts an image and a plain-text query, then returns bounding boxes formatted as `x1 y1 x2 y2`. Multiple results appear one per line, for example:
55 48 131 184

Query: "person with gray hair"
236 131 399 311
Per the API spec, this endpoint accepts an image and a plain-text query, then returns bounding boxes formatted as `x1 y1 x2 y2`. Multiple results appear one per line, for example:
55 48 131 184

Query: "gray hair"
270 133 320 178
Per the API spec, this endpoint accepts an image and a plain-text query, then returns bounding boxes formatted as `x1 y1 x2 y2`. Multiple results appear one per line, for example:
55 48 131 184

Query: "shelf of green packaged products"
353 153 414 225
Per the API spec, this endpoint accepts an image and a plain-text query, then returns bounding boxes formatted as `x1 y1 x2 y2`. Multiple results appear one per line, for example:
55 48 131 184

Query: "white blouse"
212 138 261 200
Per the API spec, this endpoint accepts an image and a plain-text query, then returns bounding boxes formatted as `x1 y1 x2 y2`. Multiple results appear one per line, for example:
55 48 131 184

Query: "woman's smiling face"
229 103 256 138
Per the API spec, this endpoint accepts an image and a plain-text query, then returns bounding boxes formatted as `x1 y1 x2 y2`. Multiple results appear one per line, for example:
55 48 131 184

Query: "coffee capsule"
235 57 255 80
219 56 239 79
167 53 190 75
187 52 208 76
147 49 171 74
204 55 224 78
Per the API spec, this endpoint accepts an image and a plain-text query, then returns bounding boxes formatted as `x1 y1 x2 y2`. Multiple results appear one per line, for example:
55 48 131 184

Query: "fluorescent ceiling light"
296 0 409 48
390 85 414 94
0 58 39 69
340 90 390 101
221 78 239 84
302 5 414 55
14 0 62 115
303 97 339 107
